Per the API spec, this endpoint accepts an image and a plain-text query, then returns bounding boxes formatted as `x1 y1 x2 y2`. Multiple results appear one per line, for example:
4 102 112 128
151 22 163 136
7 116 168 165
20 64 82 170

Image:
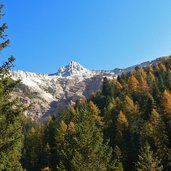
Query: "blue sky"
1 0 171 73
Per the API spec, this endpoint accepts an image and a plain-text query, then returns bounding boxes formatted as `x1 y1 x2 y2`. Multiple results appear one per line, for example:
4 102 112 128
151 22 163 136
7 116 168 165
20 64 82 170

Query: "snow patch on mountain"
50 61 93 77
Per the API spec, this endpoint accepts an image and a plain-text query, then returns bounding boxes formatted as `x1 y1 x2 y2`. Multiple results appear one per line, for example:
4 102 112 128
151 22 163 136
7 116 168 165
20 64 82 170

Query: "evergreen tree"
135 142 163 171
0 3 24 170
146 109 171 169
111 146 123 171
102 77 111 97
56 104 113 171
22 124 45 171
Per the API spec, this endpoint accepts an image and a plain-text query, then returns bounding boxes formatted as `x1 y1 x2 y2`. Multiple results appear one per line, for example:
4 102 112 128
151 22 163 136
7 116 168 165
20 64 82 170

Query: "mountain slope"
10 57 168 120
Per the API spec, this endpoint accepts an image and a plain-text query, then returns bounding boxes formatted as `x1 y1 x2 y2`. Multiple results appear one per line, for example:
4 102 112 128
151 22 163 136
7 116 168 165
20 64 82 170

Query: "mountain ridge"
12 56 166 77
10 56 168 120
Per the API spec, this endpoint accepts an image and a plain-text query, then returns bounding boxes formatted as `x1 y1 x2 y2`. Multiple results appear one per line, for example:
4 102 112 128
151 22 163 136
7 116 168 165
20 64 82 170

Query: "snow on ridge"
51 61 92 77
10 70 49 79
10 70 57 102
10 58 161 99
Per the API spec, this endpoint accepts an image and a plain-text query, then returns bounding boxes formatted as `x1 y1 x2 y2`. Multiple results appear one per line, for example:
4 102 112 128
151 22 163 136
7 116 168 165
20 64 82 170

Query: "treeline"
21 57 171 171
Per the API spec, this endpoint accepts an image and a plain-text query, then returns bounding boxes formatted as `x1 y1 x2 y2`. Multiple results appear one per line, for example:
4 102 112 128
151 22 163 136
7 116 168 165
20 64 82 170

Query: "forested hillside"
22 57 171 171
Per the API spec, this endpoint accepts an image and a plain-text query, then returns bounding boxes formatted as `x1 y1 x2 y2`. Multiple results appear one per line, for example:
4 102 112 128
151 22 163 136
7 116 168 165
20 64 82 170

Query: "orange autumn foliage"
162 90 171 119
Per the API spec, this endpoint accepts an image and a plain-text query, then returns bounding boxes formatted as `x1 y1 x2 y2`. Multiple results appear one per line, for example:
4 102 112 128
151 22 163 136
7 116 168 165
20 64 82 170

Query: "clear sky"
1 0 171 73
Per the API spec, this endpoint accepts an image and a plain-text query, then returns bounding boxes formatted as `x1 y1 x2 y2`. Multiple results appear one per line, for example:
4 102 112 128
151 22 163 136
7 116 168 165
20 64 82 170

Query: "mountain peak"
55 61 91 77
68 61 80 66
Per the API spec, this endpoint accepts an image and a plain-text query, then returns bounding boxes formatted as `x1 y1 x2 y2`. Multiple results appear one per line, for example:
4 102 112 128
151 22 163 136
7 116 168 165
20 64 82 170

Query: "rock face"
10 58 162 120
51 61 92 77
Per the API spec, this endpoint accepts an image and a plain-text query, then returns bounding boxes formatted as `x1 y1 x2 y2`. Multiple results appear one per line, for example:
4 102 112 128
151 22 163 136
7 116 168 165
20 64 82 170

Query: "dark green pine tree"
0 3 24 170
135 142 163 171
102 77 111 97
56 104 114 171
111 146 123 171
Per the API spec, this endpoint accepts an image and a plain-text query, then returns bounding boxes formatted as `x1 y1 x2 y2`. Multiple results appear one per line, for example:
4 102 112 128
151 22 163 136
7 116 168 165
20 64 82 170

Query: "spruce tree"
135 142 163 171
111 146 123 171
0 3 24 170
56 104 113 171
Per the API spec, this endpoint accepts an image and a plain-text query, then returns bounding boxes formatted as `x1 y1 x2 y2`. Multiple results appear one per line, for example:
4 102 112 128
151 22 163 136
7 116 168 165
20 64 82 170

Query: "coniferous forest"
0 2 171 171
21 56 171 171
